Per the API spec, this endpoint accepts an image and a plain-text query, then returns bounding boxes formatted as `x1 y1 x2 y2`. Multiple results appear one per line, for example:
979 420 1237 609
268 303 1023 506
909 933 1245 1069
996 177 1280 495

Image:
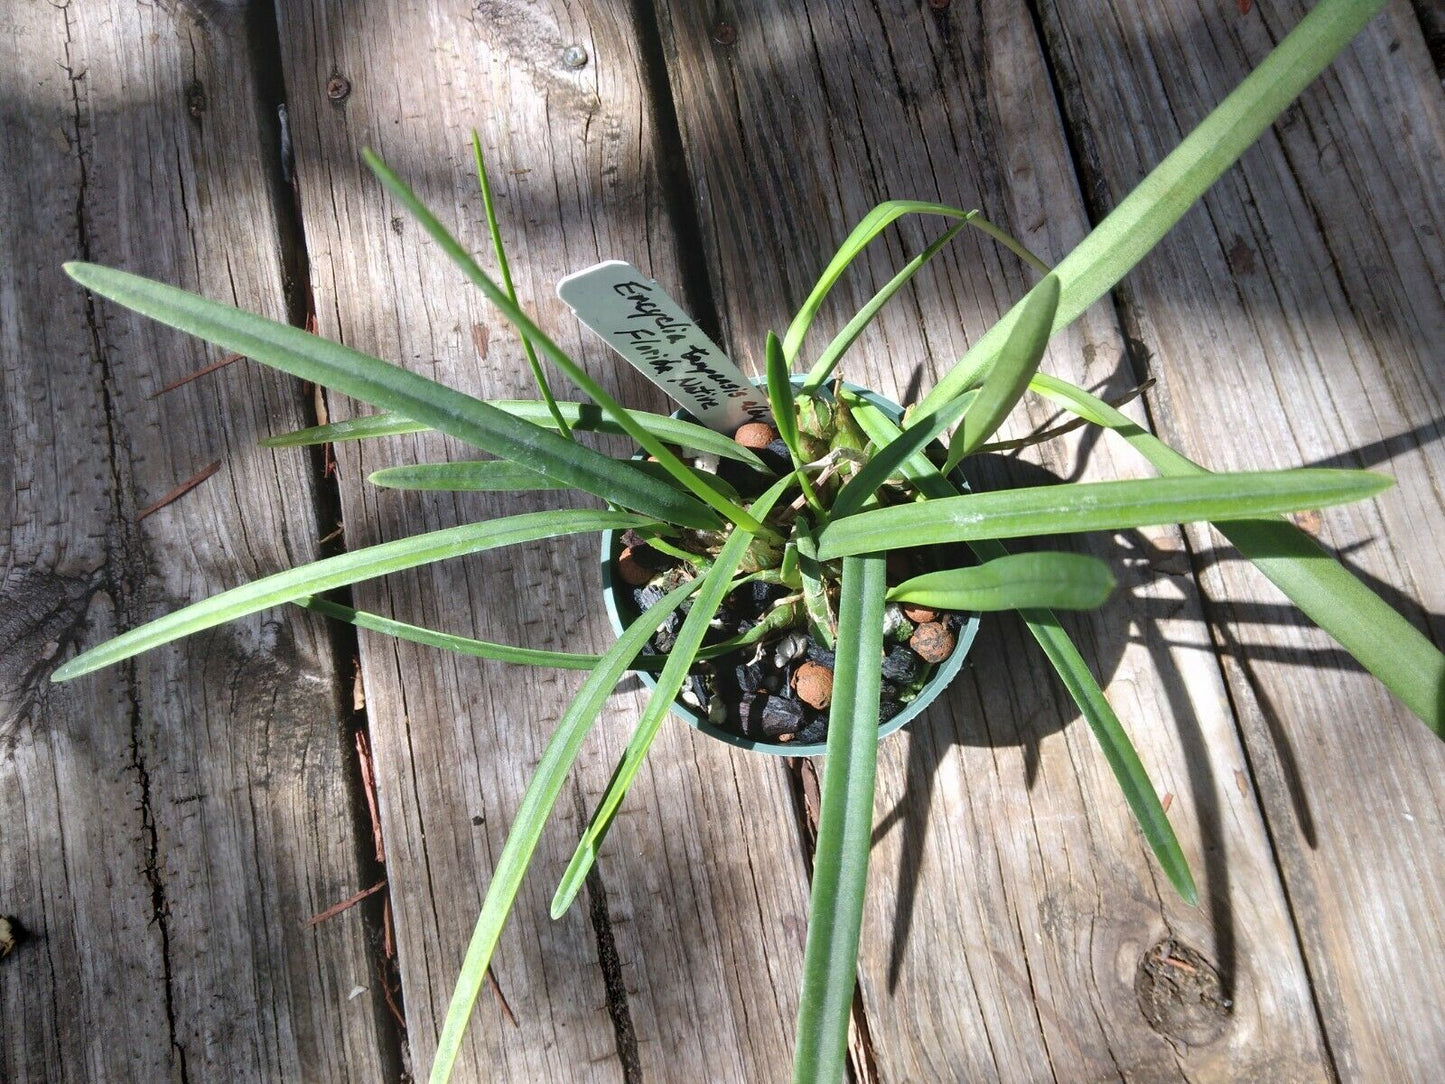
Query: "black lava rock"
717 456 771 498
756 438 794 474
798 717 829 744
704 607 742 645
734 693 804 739
733 661 764 694
735 578 787 617
683 674 710 712
633 583 665 611
805 643 836 668
878 699 903 723
633 583 685 652
880 644 923 684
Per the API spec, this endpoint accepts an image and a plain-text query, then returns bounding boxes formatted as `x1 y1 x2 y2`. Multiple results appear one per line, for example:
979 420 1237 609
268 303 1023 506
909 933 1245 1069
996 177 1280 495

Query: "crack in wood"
58 3 192 1077
572 782 642 1081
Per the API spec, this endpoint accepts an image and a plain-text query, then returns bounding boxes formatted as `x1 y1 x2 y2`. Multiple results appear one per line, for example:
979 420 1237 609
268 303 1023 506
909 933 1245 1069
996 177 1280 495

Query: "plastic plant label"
558 260 771 433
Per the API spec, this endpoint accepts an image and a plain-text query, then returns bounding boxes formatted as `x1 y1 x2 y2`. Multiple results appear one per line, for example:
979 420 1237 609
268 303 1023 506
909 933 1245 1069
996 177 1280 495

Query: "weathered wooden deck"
4 1 1444 1080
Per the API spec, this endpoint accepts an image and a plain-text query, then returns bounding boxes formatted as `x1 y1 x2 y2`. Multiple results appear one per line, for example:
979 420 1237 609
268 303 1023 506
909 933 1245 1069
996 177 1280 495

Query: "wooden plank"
0 2 385 1080
1031 1 1445 1077
656 1 1334 1079
273 2 811 1078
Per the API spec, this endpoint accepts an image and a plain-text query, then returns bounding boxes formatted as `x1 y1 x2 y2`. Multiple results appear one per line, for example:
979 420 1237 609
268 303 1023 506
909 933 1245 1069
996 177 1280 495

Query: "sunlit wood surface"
4 1 1443 1080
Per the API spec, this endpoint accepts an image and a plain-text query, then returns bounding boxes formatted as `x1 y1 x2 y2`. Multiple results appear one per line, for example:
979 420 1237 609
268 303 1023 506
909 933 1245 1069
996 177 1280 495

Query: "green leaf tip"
50 509 651 682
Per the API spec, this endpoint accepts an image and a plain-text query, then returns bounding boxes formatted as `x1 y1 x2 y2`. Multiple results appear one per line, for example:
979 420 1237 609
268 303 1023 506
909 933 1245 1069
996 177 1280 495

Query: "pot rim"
599 380 980 757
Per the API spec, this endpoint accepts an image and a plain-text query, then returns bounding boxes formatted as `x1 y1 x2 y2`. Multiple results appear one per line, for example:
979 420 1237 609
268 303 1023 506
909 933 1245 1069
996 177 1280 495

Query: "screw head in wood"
562 45 588 69
326 74 351 102
712 21 737 46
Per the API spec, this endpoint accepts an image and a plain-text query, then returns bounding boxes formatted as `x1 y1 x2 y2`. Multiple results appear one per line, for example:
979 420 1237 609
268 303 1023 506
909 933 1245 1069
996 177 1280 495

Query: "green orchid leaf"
888 551 1115 612
986 562 1198 905
766 331 800 461
1030 372 1445 736
64 262 719 530
917 0 1389 413
795 520 836 650
783 200 978 366
550 476 794 918
828 389 977 519
792 552 887 1084
363 151 770 537
369 460 565 492
801 220 969 394
472 130 571 437
300 596 616 669
428 578 699 1084
794 205 1051 394
262 400 768 469
261 412 427 446
816 469 1392 560
301 592 770 672
941 272 1060 473
51 509 650 681
850 398 1197 904
369 457 739 503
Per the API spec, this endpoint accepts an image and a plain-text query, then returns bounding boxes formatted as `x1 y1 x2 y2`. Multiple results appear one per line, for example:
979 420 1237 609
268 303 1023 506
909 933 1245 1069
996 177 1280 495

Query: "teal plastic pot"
600 382 979 757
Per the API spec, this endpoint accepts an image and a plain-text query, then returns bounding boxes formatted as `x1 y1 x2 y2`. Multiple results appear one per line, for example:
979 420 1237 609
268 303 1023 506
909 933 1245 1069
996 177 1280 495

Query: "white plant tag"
557 260 771 433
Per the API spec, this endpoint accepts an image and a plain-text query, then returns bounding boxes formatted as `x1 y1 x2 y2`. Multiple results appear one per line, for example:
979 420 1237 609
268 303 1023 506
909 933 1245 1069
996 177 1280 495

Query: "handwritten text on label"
558 261 771 433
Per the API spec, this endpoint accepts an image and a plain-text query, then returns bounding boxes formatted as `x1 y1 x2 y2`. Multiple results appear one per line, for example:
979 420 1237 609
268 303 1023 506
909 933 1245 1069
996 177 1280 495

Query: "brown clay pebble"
900 602 939 624
617 545 655 587
909 621 955 663
791 660 834 710
734 422 777 449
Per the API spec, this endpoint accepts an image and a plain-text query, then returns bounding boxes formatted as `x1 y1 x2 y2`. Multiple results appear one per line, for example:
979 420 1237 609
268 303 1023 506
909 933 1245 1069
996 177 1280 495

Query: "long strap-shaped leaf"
916 0 1389 413
974 543 1201 899
889 552 1115 612
369 460 567 492
299 596 623 669
300 594 769 673
428 579 699 1084
940 273 1059 474
262 399 769 470
782 201 977 366
51 509 649 681
849 402 1196 902
817 469 1391 560
549 475 794 917
367 457 734 500
472 131 570 437
64 262 719 530
1031 373 1445 736
801 220 970 394
362 151 773 538
829 389 976 519
792 553 887 1084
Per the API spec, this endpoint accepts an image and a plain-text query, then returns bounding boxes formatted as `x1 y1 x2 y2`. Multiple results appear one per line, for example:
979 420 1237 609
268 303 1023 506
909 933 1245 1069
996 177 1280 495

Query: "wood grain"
0 2 383 1080
1032 0 1445 1077
8 0 1444 1079
273 1 811 1078
656 0 1335 1078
